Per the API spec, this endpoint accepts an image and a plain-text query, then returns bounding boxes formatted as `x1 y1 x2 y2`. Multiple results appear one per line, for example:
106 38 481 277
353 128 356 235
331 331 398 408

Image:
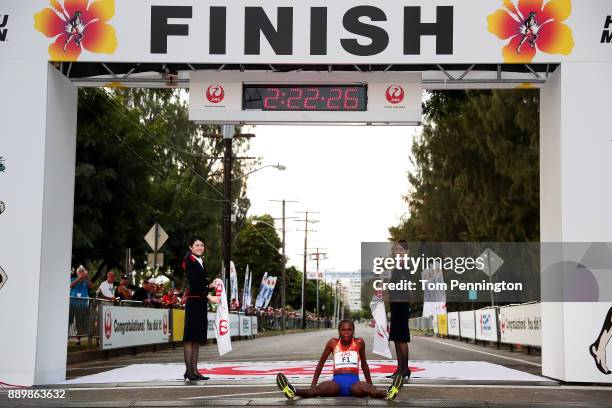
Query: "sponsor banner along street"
499 303 542 347
100 305 170 350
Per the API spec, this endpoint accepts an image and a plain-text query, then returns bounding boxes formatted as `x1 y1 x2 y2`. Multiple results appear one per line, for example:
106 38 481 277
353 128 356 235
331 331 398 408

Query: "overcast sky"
244 124 420 274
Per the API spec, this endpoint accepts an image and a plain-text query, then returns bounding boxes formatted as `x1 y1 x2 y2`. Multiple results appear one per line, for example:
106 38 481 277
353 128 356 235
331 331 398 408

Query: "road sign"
147 253 164 268
307 271 325 280
468 290 478 300
479 248 504 277
144 223 169 252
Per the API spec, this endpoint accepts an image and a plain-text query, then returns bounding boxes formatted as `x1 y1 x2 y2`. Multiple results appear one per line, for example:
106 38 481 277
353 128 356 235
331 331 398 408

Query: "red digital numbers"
287 88 304 109
343 87 359 110
326 88 342 110
253 86 364 111
263 88 280 110
303 88 320 110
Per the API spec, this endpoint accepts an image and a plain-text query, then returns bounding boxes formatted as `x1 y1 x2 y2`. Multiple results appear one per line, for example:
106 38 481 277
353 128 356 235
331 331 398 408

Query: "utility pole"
309 248 327 328
211 126 255 290
296 211 319 329
221 125 233 291
270 199 298 331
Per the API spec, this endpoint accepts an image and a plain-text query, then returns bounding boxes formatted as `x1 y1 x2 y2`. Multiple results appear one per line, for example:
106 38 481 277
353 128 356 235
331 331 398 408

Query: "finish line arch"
1 0 611 385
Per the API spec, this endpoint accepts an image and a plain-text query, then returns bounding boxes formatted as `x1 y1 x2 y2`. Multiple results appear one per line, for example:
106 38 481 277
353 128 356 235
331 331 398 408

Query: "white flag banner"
241 265 251 311
421 265 447 319
370 291 392 358
246 268 253 308
213 279 232 356
230 261 239 305
263 276 278 308
255 272 268 309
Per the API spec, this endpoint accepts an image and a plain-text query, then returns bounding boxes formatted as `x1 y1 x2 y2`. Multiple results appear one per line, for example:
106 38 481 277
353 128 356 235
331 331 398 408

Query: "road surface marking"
427 339 542 367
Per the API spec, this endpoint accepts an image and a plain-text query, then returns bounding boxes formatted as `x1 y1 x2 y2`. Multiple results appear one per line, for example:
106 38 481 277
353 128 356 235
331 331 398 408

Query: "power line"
78 92 228 203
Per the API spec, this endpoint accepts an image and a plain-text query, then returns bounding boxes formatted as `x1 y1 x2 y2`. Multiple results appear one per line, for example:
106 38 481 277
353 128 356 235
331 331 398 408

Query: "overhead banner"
100 305 170 350
475 308 499 342
499 303 541 347
3 1 611 64
459 310 476 340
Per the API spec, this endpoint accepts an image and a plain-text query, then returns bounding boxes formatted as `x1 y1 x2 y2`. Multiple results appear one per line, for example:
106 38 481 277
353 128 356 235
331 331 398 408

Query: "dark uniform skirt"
183 297 208 343
389 302 411 342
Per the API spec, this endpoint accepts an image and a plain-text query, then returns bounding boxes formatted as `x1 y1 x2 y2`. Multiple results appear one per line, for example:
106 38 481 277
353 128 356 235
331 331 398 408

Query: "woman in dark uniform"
387 240 411 379
182 236 220 381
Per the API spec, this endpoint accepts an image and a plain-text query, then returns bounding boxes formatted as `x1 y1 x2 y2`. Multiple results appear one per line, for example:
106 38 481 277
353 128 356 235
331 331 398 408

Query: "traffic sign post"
145 223 169 269
478 248 504 306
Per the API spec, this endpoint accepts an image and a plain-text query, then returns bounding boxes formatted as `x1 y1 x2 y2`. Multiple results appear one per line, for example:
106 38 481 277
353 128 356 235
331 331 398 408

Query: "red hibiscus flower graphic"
487 0 574 63
34 0 118 61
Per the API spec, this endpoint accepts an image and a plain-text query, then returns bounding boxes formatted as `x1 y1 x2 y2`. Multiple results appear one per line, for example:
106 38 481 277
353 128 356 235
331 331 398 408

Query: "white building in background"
326 271 363 312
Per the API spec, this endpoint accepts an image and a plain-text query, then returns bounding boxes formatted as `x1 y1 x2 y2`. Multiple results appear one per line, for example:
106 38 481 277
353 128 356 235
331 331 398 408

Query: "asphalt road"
1 325 611 407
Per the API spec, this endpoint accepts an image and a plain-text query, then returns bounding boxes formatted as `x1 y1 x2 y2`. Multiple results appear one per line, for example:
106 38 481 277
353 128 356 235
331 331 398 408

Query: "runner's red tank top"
332 338 360 374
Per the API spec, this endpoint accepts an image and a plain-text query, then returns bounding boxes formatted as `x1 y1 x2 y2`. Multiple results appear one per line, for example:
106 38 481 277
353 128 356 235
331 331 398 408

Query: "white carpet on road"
62 360 550 384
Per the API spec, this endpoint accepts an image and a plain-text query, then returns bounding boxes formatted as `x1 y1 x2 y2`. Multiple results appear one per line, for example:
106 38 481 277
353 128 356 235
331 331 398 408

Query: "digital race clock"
189 71 422 125
243 85 367 111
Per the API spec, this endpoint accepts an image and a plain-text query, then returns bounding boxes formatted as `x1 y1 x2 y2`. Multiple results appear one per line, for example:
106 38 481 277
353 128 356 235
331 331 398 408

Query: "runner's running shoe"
276 373 296 399
385 373 404 401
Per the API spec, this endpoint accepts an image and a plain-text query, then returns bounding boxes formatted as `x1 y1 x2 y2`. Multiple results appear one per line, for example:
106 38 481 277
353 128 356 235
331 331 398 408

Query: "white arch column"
540 62 612 383
0 61 77 385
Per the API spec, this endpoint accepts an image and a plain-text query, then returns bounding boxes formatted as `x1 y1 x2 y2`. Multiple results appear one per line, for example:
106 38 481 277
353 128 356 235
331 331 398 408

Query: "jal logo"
219 319 229 336
0 14 8 42
104 309 112 340
162 314 168 335
376 325 388 340
206 84 224 103
385 85 404 104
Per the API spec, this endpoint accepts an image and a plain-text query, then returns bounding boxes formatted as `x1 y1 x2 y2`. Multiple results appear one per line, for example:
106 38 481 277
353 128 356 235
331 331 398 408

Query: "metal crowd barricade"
408 316 433 331
68 297 148 345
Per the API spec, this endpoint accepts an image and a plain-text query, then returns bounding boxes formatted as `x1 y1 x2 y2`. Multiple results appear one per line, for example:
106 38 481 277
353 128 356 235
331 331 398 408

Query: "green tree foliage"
390 90 540 243
233 214 283 295
73 88 252 283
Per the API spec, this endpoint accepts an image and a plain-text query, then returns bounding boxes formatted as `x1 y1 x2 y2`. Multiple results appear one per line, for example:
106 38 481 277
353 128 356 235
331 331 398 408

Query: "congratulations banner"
100 305 170 350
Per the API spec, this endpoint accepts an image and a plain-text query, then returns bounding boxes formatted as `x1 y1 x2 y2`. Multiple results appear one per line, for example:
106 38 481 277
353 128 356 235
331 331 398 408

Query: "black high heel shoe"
195 374 210 380
183 372 200 381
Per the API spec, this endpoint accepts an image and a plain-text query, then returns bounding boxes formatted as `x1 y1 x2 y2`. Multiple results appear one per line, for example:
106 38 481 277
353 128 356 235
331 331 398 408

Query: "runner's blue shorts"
332 373 359 396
